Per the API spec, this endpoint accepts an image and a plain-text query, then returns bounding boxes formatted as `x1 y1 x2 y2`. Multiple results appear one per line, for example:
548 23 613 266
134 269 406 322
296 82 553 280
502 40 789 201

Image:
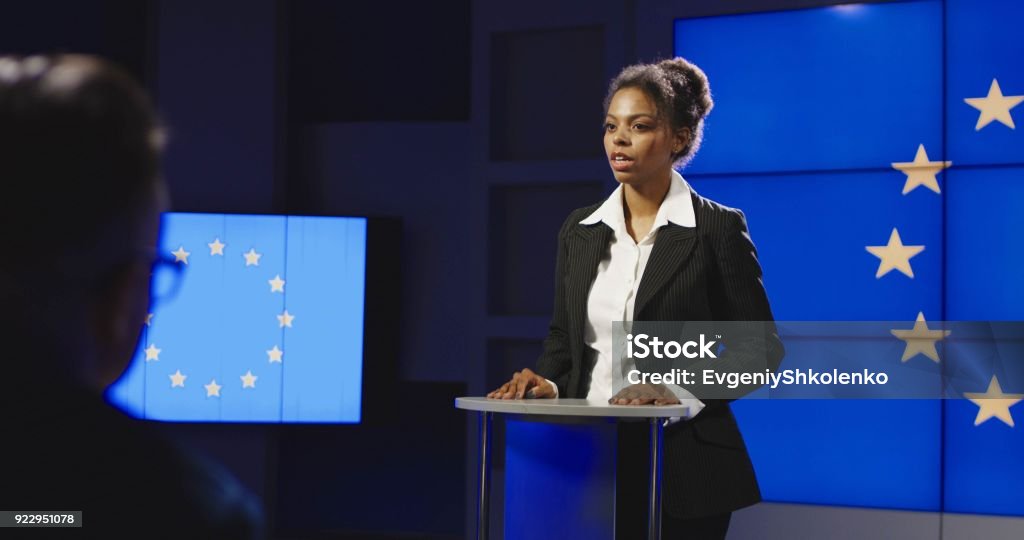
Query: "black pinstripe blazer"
534 185 785 519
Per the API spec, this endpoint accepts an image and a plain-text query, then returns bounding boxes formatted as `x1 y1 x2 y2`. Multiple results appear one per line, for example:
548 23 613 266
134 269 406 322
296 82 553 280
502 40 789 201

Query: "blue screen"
675 2 942 176
935 1 1024 515
943 164 1024 516
107 213 367 423
677 0 1024 517
946 0 1024 167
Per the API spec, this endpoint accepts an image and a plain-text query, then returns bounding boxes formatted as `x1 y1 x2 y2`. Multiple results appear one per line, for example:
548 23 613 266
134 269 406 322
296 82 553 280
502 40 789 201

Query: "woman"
487 57 783 539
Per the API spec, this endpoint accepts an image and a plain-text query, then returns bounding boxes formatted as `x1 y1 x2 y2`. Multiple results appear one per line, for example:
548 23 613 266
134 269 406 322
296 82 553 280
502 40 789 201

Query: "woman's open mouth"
610 153 634 171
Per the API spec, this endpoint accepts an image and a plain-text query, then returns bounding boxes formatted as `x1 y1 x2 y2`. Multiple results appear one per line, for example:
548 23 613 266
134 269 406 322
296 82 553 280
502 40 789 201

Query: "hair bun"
657 57 713 120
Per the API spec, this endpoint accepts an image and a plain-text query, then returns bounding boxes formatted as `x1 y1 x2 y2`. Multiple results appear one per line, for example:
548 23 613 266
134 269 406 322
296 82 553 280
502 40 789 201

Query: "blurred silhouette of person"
0 54 264 538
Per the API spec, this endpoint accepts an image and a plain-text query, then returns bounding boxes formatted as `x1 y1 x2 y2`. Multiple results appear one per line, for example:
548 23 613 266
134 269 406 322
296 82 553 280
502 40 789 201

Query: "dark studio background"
1 1 897 538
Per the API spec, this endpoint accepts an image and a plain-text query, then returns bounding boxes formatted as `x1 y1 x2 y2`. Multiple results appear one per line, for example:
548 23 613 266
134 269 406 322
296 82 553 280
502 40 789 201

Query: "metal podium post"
648 417 665 540
477 411 492 540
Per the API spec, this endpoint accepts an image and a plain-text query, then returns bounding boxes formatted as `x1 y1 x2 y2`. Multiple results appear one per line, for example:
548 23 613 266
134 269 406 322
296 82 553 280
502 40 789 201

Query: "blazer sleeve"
681 208 785 403
714 209 777 323
533 211 578 397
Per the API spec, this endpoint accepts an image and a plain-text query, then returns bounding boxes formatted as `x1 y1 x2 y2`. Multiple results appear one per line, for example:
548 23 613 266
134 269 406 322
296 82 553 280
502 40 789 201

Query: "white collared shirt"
546 170 705 419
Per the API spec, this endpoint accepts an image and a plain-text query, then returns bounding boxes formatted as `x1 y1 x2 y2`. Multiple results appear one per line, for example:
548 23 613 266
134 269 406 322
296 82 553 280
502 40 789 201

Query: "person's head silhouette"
0 54 264 538
0 54 168 392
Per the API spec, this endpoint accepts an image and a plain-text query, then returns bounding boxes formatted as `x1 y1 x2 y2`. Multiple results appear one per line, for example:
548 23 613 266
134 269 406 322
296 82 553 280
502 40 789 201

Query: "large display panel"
107 213 369 423
677 0 1024 516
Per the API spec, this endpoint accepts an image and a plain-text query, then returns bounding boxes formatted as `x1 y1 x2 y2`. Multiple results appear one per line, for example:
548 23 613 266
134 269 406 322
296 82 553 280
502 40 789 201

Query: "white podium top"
455 397 689 418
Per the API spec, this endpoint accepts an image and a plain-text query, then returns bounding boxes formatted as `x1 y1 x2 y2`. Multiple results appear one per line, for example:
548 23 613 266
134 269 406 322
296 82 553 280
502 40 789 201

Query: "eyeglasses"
149 251 185 310
0 247 186 314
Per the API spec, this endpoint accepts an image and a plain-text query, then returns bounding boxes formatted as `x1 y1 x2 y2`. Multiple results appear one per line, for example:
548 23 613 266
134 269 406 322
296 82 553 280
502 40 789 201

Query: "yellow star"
243 248 262 267
277 310 295 328
891 144 951 195
866 228 925 279
240 370 258 389
267 345 283 363
890 312 951 363
268 274 285 293
965 79 1024 130
208 238 226 256
169 369 187 388
171 246 190 265
964 376 1023 427
144 343 161 362
145 313 154 327
204 379 222 397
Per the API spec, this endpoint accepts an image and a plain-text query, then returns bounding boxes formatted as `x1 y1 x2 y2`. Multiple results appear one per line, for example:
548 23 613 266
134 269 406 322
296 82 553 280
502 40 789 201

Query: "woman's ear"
673 128 691 155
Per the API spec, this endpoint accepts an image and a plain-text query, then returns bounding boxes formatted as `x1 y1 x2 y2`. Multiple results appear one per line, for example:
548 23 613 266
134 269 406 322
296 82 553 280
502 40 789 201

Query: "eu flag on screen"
107 213 367 423
942 0 1024 516
676 0 1024 517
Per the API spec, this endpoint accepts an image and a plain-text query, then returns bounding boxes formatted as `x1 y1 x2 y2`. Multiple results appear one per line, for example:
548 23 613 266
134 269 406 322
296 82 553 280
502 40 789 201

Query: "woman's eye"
604 123 616 132
632 124 649 131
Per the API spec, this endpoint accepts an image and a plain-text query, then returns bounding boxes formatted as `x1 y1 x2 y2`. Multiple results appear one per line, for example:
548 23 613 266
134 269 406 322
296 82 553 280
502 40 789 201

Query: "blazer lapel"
565 223 613 367
634 224 697 318
566 222 613 312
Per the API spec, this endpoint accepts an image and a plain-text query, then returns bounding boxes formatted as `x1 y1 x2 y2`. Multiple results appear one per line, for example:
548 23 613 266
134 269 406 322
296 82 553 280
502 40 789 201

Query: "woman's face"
603 87 683 186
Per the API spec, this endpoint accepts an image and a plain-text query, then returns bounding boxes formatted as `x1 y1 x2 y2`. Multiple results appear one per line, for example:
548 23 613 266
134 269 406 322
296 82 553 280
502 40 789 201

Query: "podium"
455 397 690 540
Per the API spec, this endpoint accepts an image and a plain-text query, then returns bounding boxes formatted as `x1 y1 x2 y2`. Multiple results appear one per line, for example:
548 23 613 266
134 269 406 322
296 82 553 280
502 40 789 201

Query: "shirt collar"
579 169 696 236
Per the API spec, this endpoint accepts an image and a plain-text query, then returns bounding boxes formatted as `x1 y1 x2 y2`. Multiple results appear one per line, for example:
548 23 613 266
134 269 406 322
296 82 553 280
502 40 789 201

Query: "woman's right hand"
486 368 556 399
